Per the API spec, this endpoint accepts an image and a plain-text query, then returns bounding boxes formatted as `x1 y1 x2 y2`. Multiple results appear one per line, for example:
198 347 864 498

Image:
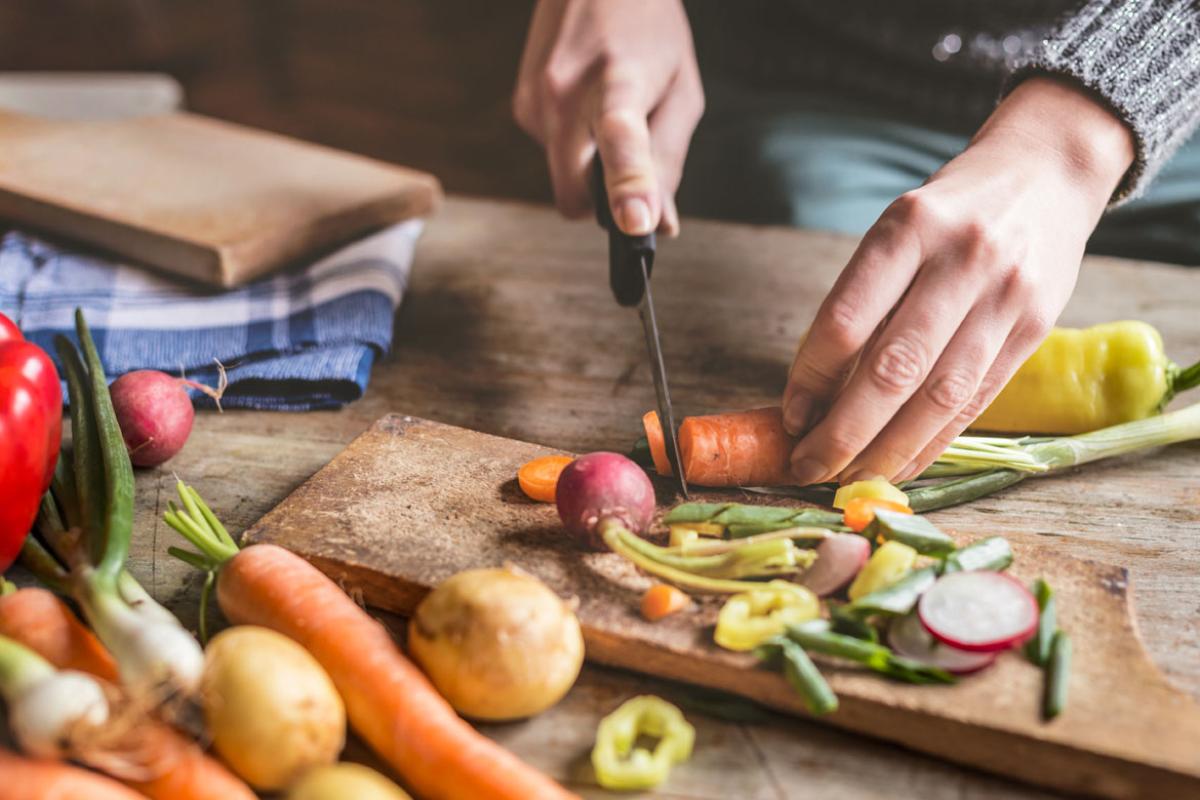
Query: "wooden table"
125 196 1198 799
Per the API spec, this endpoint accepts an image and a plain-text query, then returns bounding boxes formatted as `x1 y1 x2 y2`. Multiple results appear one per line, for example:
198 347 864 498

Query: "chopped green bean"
828 604 878 643
1044 630 1071 719
1025 579 1057 667
757 638 838 716
847 566 938 617
865 509 955 556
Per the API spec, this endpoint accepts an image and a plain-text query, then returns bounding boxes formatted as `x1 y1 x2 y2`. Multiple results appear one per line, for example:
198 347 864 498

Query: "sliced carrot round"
517 455 575 503
641 410 673 477
842 497 912 533
640 584 690 621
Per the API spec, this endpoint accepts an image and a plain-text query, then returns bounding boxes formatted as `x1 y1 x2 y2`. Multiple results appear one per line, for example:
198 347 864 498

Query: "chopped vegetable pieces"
1044 631 1071 719
517 455 574 503
641 584 691 621
591 695 695 790
842 497 911 532
865 508 956 556
714 581 820 651
757 637 838 716
1025 578 1057 667
918 571 1038 653
833 478 909 511
848 566 938 617
848 541 917 601
943 537 1014 574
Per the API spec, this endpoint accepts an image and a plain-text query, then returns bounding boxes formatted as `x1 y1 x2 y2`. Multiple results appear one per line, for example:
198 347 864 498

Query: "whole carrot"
0 588 255 800
0 586 119 682
165 481 580 800
0 749 144 800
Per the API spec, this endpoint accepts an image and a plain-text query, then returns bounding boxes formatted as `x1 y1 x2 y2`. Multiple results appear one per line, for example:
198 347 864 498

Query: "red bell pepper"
0 312 62 571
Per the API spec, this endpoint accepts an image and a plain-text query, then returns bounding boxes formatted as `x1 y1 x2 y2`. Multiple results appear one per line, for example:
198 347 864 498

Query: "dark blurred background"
0 0 553 202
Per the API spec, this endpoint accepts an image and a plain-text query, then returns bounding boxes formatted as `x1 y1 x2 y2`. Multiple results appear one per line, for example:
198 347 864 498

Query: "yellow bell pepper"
714 580 820 651
973 321 1200 434
591 695 695 790
847 540 917 601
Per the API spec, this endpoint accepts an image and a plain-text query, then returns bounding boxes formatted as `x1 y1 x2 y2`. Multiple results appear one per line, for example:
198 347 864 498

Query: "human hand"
512 0 703 236
782 78 1135 485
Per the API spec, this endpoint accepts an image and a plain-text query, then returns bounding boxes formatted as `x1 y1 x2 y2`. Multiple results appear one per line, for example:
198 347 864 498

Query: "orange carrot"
0 590 255 800
0 587 119 682
0 749 145 800
218 543 579 800
644 407 796 487
518 455 575 503
842 498 912 533
640 584 690 621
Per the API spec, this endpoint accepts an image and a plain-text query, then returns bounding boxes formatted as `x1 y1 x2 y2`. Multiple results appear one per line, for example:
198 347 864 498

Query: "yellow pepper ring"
591 695 695 791
714 581 820 652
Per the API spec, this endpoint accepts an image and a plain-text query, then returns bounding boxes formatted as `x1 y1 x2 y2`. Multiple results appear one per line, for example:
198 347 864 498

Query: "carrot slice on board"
517 455 575 503
641 411 674 476
645 407 797 487
842 497 912 533
641 584 690 621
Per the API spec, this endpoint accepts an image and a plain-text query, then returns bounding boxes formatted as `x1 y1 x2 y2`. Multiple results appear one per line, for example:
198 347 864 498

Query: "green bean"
866 509 955 556
847 567 938 617
787 622 956 686
1044 631 1071 719
1025 579 1057 667
757 638 838 716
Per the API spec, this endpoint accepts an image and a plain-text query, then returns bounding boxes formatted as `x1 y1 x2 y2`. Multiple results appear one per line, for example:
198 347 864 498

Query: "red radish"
555 452 656 550
918 571 1038 653
110 367 225 467
888 611 998 674
800 533 870 596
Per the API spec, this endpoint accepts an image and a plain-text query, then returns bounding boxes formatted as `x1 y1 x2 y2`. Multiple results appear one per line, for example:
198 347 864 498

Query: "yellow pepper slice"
591 695 695 790
833 478 909 511
848 540 917 601
714 580 820 652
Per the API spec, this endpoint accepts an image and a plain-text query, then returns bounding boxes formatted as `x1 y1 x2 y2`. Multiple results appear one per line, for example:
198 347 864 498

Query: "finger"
787 254 979 485
781 200 925 436
649 63 705 236
896 312 1052 481
512 0 571 140
590 69 660 235
839 300 1017 482
544 109 595 217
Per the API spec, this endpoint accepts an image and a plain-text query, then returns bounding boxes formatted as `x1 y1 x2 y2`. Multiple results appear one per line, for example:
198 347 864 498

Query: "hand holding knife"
591 158 689 498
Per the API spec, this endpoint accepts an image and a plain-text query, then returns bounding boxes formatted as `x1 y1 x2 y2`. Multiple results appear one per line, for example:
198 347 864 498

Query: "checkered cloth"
0 220 423 410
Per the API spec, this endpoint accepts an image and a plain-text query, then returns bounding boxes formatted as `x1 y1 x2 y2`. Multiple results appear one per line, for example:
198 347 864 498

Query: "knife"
590 158 689 498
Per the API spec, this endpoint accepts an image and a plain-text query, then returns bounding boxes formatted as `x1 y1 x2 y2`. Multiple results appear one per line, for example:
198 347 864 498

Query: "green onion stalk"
908 402 1200 511
20 309 203 700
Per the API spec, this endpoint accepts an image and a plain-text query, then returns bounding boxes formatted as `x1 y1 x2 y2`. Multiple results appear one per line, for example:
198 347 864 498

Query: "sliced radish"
889 611 998 674
918 571 1038 653
800 533 871 596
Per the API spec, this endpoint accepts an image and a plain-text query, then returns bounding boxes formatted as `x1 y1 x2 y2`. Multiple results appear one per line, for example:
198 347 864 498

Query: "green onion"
943 537 1013 574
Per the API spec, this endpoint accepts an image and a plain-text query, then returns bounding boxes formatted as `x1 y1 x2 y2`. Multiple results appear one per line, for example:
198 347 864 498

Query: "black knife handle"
590 157 655 308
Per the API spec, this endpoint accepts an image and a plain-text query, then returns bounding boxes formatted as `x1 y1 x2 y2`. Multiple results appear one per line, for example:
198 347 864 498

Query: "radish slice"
800 533 870 596
889 612 998 674
918 571 1038 653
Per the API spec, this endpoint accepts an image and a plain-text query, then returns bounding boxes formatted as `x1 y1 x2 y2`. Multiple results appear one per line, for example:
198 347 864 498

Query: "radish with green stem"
111 367 225 468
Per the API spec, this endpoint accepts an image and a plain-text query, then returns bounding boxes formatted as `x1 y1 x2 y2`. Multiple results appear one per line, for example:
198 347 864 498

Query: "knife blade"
590 157 689 498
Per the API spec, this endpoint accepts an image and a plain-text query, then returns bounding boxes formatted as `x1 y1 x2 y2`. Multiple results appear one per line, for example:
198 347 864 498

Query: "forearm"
1004 0 1200 202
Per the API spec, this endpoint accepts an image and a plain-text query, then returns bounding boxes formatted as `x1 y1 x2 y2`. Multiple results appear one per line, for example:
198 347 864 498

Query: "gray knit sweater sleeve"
1007 0 1200 201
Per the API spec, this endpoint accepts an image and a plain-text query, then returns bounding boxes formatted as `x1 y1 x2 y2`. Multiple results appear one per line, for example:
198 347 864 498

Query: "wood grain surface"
109 197 1200 799
243 413 1200 799
0 110 441 285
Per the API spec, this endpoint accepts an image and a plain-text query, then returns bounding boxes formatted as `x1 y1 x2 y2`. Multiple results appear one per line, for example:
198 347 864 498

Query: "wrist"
974 77 1135 208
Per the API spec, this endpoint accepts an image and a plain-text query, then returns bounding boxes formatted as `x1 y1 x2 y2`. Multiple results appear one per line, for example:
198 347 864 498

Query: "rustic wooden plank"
116 196 1200 798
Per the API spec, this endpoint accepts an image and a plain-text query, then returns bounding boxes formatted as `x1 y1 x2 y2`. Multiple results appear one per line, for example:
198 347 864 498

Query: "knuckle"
820 298 864 352
823 427 865 466
925 368 977 412
871 337 928 394
886 190 941 230
539 66 573 108
959 219 1001 262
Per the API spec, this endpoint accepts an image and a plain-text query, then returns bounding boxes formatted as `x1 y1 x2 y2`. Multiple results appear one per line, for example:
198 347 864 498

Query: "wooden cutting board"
242 415 1200 799
0 111 441 286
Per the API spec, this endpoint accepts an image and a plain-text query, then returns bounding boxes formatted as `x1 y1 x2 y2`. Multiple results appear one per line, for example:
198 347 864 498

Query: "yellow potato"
287 763 411 800
202 626 345 790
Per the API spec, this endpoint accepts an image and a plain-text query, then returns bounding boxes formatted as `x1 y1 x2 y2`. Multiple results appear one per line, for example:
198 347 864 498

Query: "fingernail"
791 456 829 486
618 198 653 235
782 397 812 436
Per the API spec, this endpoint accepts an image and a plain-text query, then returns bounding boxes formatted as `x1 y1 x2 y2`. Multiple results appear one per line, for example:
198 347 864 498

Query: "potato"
287 763 411 800
408 566 584 721
201 626 345 790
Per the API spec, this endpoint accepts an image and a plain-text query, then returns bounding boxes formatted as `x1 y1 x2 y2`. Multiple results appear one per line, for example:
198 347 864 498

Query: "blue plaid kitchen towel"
0 220 423 411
